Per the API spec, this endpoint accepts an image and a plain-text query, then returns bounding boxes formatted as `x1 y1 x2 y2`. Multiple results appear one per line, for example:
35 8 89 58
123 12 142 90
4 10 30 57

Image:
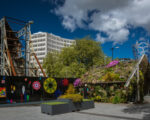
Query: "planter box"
41 102 69 115
41 99 94 115
41 100 57 113
47 103 69 115
73 102 82 111
57 98 76 111
81 100 95 110
41 104 47 113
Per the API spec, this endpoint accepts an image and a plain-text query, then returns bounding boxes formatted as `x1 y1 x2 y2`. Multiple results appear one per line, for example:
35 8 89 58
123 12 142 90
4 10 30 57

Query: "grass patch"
42 102 67 105
83 99 92 101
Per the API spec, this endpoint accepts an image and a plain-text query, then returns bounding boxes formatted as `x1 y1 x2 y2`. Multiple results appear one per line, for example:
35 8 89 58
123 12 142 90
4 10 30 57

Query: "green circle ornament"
43 78 57 94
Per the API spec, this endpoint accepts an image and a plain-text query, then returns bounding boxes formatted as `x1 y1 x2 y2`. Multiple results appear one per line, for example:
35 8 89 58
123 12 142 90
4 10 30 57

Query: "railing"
125 54 145 88
124 54 149 102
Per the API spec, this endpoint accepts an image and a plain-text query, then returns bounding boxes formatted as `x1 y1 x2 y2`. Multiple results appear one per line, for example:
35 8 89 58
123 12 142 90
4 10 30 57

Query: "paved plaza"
0 103 150 120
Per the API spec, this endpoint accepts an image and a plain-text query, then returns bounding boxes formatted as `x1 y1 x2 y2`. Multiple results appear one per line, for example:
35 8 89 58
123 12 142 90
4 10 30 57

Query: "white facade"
30 32 75 76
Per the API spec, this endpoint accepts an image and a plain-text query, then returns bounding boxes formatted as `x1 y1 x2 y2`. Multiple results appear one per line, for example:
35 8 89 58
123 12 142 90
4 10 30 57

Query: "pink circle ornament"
24 78 28 82
32 81 41 91
106 60 119 68
1 80 5 84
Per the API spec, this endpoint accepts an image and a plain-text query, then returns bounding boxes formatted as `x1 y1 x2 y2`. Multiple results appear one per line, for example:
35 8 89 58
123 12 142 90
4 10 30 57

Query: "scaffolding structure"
0 16 46 77
133 38 150 61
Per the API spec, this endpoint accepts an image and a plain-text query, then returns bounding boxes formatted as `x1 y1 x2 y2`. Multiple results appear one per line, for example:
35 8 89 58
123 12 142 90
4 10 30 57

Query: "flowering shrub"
59 94 83 102
106 60 119 68
66 84 75 94
73 78 82 87
59 84 83 102
102 72 120 82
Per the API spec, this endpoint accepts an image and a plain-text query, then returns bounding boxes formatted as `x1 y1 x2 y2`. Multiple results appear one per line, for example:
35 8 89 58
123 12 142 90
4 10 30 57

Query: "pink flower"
106 60 119 68
73 78 82 87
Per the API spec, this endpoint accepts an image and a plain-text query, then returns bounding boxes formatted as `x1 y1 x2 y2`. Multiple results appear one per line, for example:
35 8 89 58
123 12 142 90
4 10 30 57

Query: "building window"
38 48 45 51
38 43 45 47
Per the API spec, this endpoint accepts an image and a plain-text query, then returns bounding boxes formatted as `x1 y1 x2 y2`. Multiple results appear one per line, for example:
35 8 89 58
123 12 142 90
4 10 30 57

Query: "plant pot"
81 100 95 110
47 104 69 115
41 104 47 113
73 102 82 111
41 103 69 115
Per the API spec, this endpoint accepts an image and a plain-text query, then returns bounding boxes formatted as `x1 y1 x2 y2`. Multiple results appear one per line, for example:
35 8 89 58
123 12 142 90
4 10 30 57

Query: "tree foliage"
43 37 105 78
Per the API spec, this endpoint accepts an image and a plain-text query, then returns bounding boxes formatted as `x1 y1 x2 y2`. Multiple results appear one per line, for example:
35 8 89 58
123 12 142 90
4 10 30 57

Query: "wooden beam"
6 49 17 76
32 53 46 77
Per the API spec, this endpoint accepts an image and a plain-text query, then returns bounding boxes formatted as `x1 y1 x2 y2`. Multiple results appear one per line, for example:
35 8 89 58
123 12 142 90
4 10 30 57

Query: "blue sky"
0 0 150 59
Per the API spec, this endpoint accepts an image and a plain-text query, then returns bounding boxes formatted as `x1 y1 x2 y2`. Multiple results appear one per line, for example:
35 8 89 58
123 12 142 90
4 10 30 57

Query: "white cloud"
89 13 129 44
62 16 76 32
96 33 106 44
52 0 150 44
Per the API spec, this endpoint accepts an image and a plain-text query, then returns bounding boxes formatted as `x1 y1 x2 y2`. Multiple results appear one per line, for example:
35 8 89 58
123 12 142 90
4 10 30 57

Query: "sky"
0 0 150 59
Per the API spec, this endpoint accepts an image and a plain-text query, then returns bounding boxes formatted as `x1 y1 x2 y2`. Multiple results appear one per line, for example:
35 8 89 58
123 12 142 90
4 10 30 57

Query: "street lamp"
104 55 107 65
111 46 119 60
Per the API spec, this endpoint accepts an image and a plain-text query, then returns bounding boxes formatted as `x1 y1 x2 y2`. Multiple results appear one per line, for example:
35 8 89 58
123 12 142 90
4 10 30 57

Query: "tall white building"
30 32 75 76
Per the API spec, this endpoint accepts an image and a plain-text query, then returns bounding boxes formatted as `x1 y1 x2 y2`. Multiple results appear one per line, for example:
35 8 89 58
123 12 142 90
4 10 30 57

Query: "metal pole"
25 24 31 76
112 47 114 60
25 26 27 76
137 65 140 102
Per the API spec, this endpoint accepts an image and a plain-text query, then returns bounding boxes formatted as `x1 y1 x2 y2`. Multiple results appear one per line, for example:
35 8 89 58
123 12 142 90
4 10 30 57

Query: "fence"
0 76 76 104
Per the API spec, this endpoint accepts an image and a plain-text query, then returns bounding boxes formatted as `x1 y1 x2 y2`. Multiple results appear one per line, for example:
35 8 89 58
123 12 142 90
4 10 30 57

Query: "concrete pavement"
0 103 149 120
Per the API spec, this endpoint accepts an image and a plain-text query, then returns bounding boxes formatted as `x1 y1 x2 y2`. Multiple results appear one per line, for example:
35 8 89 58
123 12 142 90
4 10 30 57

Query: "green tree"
43 51 61 77
43 37 105 78
75 37 104 68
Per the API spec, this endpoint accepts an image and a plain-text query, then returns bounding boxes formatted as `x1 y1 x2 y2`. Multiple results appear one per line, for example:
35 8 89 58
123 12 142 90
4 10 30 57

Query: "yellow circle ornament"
43 78 57 94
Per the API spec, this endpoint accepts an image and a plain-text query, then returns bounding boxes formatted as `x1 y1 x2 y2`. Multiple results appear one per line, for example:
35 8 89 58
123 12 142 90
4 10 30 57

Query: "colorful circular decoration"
2 76 5 80
54 90 62 98
43 78 57 94
1 76 5 84
1 80 5 84
62 78 69 86
32 81 41 91
24 78 28 82
28 81 31 85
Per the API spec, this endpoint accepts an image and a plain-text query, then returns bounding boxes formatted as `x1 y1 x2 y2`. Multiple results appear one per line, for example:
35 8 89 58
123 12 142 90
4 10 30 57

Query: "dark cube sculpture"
81 100 95 110
41 102 69 115
41 98 94 115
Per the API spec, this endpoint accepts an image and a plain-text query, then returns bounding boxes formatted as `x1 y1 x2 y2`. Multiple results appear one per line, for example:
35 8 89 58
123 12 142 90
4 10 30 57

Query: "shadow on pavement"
77 111 141 120
123 103 150 120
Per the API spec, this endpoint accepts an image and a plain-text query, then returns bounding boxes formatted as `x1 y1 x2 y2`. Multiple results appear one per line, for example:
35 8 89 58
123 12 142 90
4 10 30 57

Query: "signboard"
0 87 6 98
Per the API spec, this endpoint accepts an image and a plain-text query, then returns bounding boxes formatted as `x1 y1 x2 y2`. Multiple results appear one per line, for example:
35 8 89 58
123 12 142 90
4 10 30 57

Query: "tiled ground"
0 103 150 120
